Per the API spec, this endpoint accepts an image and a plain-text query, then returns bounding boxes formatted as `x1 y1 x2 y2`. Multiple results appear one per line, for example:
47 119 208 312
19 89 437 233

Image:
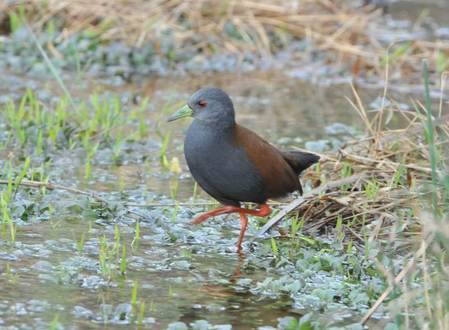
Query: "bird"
168 87 319 252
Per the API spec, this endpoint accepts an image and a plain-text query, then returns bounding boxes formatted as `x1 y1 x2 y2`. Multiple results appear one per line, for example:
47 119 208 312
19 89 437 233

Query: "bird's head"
168 88 235 126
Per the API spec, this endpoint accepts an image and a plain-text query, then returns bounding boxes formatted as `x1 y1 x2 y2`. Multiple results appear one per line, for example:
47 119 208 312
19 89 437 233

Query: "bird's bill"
167 104 193 122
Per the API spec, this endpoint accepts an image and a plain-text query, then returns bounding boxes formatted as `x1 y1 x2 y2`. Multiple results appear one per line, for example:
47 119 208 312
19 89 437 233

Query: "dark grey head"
168 88 235 127
189 87 235 123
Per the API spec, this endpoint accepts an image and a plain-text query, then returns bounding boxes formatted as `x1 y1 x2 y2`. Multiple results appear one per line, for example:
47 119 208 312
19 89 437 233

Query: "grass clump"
1 90 152 174
260 63 449 327
390 62 449 329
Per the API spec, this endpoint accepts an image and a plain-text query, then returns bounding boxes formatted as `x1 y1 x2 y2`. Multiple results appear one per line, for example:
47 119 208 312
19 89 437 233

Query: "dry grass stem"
2 0 449 86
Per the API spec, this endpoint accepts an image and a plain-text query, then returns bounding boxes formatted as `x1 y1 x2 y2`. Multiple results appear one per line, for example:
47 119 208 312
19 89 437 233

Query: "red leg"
236 213 248 252
192 203 272 252
240 203 272 217
192 203 272 225
192 205 242 224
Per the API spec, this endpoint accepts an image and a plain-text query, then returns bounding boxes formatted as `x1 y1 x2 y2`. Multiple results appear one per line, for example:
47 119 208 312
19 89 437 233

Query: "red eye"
198 100 207 107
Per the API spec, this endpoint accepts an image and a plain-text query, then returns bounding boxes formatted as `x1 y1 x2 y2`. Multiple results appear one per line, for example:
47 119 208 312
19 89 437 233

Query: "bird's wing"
234 125 300 198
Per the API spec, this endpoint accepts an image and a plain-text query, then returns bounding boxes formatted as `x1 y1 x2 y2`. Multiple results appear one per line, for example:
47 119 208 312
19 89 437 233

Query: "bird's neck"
193 118 236 132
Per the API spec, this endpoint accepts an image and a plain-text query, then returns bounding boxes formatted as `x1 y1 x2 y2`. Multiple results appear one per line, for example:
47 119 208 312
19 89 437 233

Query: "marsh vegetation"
0 1 448 329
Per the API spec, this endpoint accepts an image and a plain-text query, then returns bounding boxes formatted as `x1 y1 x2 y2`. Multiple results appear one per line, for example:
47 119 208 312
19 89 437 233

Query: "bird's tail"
282 150 320 175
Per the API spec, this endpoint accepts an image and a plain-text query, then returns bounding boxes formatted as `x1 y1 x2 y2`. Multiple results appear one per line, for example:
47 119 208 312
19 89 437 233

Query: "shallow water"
0 69 392 329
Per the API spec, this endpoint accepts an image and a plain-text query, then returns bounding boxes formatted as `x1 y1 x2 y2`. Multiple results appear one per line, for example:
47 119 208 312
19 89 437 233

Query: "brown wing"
233 125 300 199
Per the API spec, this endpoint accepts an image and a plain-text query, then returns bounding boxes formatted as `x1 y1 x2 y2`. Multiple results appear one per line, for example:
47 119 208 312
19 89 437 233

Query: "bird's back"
232 126 298 198
233 125 319 198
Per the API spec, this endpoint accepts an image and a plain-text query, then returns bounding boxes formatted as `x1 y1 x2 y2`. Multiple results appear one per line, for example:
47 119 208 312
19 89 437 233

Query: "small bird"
168 88 319 252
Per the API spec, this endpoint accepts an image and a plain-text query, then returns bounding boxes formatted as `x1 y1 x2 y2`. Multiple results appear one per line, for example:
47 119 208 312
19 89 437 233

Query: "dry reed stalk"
257 81 447 250
0 178 108 204
3 0 448 85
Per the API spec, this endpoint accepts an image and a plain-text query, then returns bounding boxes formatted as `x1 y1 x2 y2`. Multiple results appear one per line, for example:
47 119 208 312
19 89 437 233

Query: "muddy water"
2 221 292 329
0 71 385 330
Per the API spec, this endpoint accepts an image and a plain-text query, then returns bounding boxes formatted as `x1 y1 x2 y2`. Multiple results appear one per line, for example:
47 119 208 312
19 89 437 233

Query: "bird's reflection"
229 250 245 283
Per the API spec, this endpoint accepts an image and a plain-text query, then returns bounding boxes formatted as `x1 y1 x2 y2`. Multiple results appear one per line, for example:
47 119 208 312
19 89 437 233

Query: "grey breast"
184 120 266 205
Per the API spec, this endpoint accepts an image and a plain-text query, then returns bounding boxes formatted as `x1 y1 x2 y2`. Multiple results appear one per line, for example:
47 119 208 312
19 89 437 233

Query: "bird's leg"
192 204 272 225
192 204 272 252
236 213 248 252
239 203 272 217
192 205 242 224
